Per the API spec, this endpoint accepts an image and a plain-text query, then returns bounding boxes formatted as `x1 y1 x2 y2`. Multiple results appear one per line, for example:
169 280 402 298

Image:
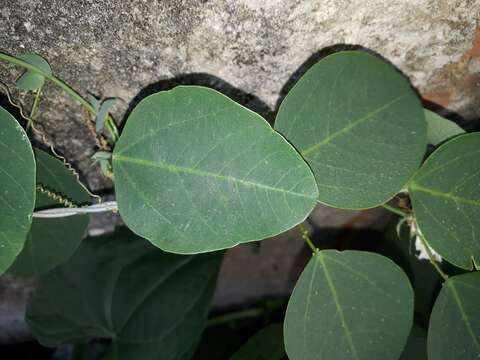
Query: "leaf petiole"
381 203 408 217
298 223 318 254
27 84 43 130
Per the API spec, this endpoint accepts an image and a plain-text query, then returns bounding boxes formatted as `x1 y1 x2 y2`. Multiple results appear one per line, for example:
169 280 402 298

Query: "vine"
0 49 478 360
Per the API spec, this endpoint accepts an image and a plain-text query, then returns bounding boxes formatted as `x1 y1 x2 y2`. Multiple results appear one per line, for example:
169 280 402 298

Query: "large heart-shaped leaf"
113 86 318 254
284 250 413 360
428 272 480 360
230 323 285 360
27 228 223 360
8 149 90 277
424 109 465 146
409 133 480 270
0 106 35 274
275 51 426 209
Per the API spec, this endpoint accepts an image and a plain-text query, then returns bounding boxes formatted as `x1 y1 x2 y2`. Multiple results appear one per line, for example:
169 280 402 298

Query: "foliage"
428 272 480 359
424 109 465 146
409 133 480 270
27 228 223 360
0 105 35 273
275 51 426 209
284 250 413 360
8 149 90 277
0 49 478 360
112 86 317 253
230 323 285 360
15 53 52 91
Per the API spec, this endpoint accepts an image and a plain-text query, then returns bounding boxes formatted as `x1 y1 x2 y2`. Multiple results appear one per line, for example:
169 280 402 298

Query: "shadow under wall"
123 73 276 128
273 43 476 130
274 44 372 112
123 43 475 132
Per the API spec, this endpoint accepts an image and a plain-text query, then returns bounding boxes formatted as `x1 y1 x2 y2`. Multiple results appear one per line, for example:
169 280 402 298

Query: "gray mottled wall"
0 0 480 342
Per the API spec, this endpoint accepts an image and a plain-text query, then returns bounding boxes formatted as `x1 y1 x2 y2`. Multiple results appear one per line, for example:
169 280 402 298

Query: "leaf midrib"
113 154 314 199
301 94 407 156
447 280 480 352
410 183 480 207
318 253 360 360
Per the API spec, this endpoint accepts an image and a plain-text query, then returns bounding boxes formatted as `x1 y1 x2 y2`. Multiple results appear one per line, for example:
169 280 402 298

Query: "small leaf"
230 323 285 360
275 51 426 209
428 272 480 360
400 325 427 360
92 151 112 161
27 227 223 360
8 149 90 277
0 106 35 274
112 86 318 254
15 53 52 91
284 250 414 360
409 133 480 270
87 93 101 112
424 109 465 146
96 98 116 133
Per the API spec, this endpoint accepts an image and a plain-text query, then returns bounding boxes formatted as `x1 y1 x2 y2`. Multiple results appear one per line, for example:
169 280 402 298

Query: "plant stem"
0 52 118 141
299 223 318 254
381 203 408 217
27 85 43 129
207 308 264 327
418 232 448 281
33 201 118 218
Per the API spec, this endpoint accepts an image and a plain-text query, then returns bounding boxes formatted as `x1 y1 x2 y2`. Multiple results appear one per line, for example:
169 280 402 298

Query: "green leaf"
15 53 52 91
400 325 427 360
27 227 223 360
230 323 285 360
92 151 112 161
87 94 101 112
112 86 318 254
424 109 465 146
428 272 480 360
409 133 480 270
284 250 414 360
275 51 426 209
8 149 90 277
0 106 35 274
96 98 116 133
378 220 442 318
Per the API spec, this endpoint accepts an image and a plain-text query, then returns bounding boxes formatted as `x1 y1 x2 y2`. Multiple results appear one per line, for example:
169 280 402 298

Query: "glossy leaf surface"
8 150 90 277
428 272 480 360
284 250 413 360
230 323 285 360
409 133 480 270
0 106 35 274
27 228 223 360
113 86 318 254
275 51 426 209
15 53 52 91
424 109 464 146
